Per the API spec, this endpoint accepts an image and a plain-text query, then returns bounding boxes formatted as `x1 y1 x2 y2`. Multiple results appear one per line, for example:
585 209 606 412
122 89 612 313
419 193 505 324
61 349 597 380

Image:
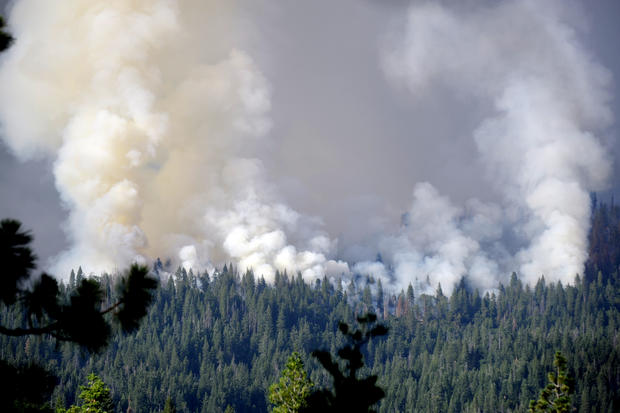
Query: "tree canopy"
1 200 620 411
0 219 158 351
0 218 158 411
303 313 388 413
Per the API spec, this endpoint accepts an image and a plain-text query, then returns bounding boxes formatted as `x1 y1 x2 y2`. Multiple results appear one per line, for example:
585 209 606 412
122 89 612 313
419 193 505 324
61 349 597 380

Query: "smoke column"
0 0 614 295
0 0 347 282
366 0 612 294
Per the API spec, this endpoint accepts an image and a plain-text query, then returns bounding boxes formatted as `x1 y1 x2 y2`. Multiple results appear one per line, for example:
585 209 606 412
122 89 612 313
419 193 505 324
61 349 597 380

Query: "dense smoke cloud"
368 0 612 293
0 0 346 282
0 0 614 295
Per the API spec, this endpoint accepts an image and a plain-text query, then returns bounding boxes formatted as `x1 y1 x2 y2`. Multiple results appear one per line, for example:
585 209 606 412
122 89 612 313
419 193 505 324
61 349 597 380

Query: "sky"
0 0 619 294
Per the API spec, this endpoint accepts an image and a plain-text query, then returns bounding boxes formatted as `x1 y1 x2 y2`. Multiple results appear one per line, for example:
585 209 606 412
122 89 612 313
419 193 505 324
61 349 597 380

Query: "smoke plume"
0 0 346 282
371 0 612 293
0 0 614 295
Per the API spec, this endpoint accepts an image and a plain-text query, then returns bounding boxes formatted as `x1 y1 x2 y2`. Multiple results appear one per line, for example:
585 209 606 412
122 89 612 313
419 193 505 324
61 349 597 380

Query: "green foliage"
0 219 158 351
57 374 114 413
163 396 176 413
268 352 313 412
115 264 159 333
0 219 158 411
3 258 619 412
529 352 574 412
1 200 620 411
587 194 620 279
304 313 388 412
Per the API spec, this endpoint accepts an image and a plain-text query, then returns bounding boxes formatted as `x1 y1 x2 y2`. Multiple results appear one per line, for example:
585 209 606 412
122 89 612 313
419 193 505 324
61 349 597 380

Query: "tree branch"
100 299 124 316
0 323 57 337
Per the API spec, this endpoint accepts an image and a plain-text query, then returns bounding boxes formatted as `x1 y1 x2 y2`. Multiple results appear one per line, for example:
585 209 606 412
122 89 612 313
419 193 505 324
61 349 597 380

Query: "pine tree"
163 396 177 413
0 15 12 52
58 373 114 413
304 313 388 413
406 283 415 311
376 279 384 318
0 219 158 411
268 352 313 413
0 219 158 351
529 351 574 412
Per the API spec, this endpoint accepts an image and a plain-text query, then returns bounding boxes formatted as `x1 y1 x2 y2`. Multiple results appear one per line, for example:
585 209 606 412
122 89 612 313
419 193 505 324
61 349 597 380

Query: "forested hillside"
1 201 620 412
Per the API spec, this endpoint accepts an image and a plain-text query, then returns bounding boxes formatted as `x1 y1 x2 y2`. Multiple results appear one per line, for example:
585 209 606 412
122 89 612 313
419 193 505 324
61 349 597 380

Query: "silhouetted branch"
0 218 158 352
304 312 388 413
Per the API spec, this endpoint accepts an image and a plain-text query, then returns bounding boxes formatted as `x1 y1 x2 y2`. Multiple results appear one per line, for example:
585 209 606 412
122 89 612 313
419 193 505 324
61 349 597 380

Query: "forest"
1 199 619 412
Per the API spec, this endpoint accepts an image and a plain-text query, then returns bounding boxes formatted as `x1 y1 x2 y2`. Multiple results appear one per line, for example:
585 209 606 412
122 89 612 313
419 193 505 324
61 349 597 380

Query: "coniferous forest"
1 200 619 412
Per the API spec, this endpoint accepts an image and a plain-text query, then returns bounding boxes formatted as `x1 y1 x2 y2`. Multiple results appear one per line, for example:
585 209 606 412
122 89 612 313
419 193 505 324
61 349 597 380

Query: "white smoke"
371 0 612 291
354 183 502 295
0 0 613 294
0 0 346 282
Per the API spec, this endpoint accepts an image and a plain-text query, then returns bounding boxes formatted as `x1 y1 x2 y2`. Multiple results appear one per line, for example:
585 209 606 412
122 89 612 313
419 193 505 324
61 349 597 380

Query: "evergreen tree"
529 351 574 413
163 397 176 413
406 284 414 311
304 313 388 413
376 279 384 318
268 352 313 413
58 374 114 413
0 15 12 52
2 203 620 412
0 219 158 351
0 219 158 411
0 360 57 412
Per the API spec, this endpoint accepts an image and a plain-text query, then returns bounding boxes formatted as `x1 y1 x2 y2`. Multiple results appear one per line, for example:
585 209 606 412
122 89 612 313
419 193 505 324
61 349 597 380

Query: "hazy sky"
0 0 619 286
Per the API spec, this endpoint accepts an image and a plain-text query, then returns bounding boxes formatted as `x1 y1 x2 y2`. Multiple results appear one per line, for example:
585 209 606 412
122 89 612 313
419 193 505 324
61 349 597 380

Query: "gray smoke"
359 0 612 294
0 0 614 295
0 0 347 282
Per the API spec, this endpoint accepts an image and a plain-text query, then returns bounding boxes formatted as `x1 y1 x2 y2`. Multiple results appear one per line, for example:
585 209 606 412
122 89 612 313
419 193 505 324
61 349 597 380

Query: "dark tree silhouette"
303 313 388 413
0 219 158 351
0 360 57 412
0 15 12 52
0 219 158 412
